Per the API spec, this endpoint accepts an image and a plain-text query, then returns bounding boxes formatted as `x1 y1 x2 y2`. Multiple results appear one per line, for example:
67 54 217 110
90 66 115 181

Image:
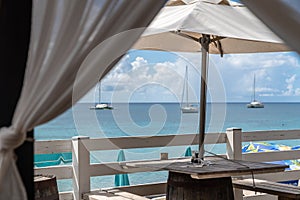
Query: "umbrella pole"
198 35 210 160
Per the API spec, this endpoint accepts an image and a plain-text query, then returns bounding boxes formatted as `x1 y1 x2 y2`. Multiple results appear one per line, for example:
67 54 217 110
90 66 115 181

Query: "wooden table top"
126 157 288 179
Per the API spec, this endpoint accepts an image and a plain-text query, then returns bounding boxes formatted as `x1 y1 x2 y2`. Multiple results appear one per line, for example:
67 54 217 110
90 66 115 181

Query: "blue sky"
80 49 300 103
79 0 300 103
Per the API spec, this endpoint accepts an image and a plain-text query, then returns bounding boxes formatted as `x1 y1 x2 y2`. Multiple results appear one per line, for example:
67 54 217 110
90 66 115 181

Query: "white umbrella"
135 0 288 54
133 0 289 159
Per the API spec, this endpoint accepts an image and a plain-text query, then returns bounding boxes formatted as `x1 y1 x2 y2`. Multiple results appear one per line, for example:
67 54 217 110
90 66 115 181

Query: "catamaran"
181 66 198 113
247 75 264 108
90 81 113 110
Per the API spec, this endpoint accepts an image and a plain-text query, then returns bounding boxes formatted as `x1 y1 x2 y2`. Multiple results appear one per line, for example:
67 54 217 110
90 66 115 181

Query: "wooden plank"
244 194 277 200
103 189 150 200
233 179 300 199
35 140 72 154
34 165 73 179
204 133 227 144
115 182 166 197
88 157 190 177
84 191 131 199
125 158 190 168
243 130 300 142
59 191 74 200
243 150 300 162
84 189 152 200
241 170 300 182
84 182 166 198
83 133 225 151
89 162 158 177
126 159 287 180
33 129 300 154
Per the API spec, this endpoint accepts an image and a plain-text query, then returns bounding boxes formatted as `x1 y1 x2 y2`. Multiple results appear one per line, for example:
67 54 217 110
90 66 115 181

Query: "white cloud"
131 57 148 70
295 88 300 96
80 51 300 103
208 52 300 101
256 87 279 93
105 56 189 102
281 74 298 96
216 52 300 70
260 93 275 97
286 74 296 84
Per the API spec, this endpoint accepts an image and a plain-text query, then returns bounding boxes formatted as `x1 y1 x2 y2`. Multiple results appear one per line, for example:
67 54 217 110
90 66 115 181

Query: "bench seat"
84 189 150 200
233 179 300 200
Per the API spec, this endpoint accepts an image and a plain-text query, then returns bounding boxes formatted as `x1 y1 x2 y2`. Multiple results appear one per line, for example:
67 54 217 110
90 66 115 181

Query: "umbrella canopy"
114 150 130 186
184 147 192 157
242 142 292 153
133 0 289 159
134 0 289 54
242 142 300 186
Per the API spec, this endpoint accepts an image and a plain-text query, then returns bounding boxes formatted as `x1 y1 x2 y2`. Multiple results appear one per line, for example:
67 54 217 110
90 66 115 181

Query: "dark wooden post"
0 0 33 199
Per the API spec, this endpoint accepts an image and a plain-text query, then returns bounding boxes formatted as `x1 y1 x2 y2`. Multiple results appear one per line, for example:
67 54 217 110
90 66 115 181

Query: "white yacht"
247 100 264 108
90 81 113 110
247 75 264 108
181 65 198 113
90 103 113 110
181 105 198 113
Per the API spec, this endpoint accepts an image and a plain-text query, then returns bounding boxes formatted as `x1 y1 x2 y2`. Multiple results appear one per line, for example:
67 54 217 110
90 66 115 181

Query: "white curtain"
242 0 300 54
0 0 166 199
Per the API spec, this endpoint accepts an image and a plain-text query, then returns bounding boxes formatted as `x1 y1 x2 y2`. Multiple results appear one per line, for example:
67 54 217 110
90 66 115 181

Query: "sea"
35 102 300 191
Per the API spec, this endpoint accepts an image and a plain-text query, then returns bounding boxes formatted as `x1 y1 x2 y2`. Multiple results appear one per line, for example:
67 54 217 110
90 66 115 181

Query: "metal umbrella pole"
198 34 210 160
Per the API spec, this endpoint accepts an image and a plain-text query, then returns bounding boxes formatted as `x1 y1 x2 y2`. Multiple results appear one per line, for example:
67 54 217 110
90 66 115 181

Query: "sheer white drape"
242 0 300 54
0 0 165 199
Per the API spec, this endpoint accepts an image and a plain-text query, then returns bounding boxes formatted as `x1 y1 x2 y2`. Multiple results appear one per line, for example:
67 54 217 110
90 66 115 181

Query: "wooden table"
126 157 288 200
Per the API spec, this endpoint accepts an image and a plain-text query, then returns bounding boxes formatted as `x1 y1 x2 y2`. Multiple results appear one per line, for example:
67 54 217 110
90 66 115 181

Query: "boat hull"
247 102 264 108
90 106 113 110
181 107 198 113
90 103 113 110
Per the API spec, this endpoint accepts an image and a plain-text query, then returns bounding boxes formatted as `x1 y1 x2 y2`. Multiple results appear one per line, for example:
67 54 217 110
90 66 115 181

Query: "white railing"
34 128 300 200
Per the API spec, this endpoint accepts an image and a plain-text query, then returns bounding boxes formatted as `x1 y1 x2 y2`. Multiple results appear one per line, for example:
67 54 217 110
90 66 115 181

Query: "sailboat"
181 66 198 113
247 75 264 108
90 81 113 110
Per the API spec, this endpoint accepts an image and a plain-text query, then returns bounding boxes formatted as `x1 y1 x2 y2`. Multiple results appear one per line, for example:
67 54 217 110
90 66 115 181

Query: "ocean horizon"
36 102 300 141
35 102 300 191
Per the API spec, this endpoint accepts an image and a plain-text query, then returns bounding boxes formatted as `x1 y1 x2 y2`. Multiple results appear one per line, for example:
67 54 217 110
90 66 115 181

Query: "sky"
80 50 300 103
79 0 300 103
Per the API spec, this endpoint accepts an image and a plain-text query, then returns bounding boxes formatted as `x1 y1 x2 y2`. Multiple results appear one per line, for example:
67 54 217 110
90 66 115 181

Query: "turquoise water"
36 102 300 139
35 103 300 191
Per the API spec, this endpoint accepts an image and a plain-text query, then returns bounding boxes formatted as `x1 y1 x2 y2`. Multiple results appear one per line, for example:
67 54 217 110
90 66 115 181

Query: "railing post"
226 127 243 200
226 127 242 160
72 136 90 200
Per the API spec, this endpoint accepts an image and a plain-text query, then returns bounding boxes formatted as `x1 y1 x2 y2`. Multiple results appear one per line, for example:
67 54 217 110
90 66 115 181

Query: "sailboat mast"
253 75 256 101
181 66 188 106
98 81 101 104
181 67 186 106
186 66 188 106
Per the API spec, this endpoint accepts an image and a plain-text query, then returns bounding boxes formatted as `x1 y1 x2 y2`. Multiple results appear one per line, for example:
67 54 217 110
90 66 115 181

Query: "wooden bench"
233 179 300 200
83 182 167 200
83 189 150 200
